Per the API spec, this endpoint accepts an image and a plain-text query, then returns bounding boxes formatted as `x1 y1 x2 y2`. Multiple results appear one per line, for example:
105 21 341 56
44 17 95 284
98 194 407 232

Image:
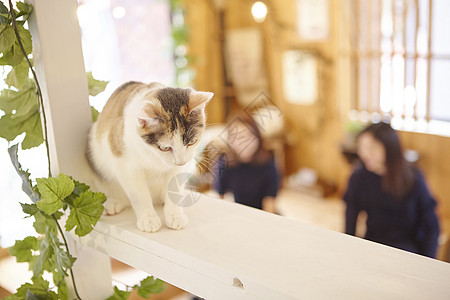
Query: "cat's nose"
175 161 187 166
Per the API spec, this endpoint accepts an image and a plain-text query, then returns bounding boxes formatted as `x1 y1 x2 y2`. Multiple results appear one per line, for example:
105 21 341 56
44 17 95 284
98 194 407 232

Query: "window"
77 0 175 110
338 0 450 136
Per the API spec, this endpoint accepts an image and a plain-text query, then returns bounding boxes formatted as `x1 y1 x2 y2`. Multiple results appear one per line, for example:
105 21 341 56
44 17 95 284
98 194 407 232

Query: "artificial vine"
0 2 164 299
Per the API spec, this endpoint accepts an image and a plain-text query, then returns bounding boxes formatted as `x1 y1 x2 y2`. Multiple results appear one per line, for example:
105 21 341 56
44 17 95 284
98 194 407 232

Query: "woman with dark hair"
214 112 279 213
344 122 440 258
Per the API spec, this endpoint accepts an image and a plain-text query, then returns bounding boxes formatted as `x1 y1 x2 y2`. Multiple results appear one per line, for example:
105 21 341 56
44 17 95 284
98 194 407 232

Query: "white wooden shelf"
73 195 450 300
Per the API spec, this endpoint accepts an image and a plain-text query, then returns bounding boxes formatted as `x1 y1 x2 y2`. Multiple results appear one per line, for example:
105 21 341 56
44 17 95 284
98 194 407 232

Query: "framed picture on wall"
297 0 329 40
282 50 319 105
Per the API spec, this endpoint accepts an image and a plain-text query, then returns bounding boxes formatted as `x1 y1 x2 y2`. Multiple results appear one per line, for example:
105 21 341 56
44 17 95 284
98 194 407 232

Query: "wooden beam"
27 0 113 298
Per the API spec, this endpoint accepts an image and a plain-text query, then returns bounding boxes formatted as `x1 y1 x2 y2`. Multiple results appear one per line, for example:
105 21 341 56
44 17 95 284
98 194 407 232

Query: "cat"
86 81 213 232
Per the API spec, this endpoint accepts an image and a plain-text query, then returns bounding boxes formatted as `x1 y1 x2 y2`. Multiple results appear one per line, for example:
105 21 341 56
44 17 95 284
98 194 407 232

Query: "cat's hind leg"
94 178 130 215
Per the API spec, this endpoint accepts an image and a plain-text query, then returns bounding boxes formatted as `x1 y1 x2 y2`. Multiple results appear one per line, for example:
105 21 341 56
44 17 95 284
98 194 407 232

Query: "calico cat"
87 81 213 232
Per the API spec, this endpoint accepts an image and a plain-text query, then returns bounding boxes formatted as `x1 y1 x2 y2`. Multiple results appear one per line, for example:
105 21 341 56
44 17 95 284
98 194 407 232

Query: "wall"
184 0 225 125
185 0 450 220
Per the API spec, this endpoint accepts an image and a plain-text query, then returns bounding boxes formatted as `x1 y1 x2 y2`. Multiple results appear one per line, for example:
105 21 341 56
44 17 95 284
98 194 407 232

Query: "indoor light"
112 6 126 19
251 1 268 23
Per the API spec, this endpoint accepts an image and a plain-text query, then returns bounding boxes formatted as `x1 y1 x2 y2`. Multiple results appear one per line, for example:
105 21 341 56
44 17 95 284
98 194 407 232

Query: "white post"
28 0 113 298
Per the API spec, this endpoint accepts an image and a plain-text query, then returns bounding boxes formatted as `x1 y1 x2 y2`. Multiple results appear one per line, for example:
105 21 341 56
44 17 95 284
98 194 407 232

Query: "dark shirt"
344 166 440 258
214 156 279 210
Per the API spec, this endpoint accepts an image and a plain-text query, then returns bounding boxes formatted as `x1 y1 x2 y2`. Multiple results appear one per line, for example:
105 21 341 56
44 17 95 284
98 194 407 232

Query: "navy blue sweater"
214 156 279 210
344 166 440 258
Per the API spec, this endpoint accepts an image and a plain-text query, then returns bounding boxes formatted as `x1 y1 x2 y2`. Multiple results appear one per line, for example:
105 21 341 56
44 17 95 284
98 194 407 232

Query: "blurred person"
344 122 440 258
214 112 279 213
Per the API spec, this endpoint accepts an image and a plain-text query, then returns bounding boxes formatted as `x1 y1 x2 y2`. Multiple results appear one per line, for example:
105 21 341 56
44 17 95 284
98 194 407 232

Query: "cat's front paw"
137 214 162 232
104 198 128 215
165 212 189 230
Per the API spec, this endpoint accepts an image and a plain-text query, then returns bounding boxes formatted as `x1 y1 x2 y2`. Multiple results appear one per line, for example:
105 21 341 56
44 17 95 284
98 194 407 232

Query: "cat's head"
137 84 213 167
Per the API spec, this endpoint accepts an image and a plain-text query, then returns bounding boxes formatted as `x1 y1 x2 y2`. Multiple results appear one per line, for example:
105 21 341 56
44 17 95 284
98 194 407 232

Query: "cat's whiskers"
195 157 217 174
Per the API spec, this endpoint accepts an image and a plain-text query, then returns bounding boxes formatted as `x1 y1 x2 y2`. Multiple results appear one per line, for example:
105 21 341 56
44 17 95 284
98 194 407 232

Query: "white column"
28 0 113 298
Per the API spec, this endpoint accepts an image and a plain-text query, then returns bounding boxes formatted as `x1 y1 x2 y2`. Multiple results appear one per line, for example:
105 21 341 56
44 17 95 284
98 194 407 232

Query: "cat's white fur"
88 82 213 232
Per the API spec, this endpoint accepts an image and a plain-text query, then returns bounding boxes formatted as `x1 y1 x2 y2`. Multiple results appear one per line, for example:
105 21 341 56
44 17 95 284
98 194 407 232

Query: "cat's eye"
158 145 172 152
187 139 198 147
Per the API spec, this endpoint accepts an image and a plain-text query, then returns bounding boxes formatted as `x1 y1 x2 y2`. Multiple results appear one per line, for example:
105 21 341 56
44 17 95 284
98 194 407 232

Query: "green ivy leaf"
0 23 15 52
65 178 90 205
65 190 106 236
0 24 32 66
31 229 74 279
33 234 53 278
52 272 68 300
16 2 33 19
136 276 166 298
8 144 40 202
21 202 39 216
21 110 44 149
6 277 59 300
106 286 131 300
0 78 37 117
6 58 29 88
9 236 40 263
91 105 99 122
0 81 43 150
36 174 74 215
17 24 32 54
0 47 24 66
48 231 76 277
32 211 62 235
0 1 7 12
87 72 108 96
26 290 53 300
0 107 43 149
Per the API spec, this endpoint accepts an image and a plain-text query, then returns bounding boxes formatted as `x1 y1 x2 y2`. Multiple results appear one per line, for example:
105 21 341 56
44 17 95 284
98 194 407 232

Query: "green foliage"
8 143 40 202
36 173 75 215
87 71 109 96
32 210 62 235
65 190 106 236
91 105 100 122
32 230 76 278
0 23 32 66
106 276 166 300
3 277 58 300
7 144 105 298
135 276 166 298
6 58 29 88
87 72 108 121
9 236 40 263
0 77 43 149
0 23 15 51
106 286 132 300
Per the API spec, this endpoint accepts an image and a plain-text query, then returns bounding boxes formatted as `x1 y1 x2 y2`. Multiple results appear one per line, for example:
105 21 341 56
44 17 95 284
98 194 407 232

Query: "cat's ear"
137 107 161 129
188 91 214 113
138 116 160 129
